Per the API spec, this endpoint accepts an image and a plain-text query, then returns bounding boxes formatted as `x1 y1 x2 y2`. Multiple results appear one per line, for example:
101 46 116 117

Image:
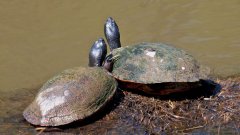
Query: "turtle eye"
105 54 113 62
107 58 112 63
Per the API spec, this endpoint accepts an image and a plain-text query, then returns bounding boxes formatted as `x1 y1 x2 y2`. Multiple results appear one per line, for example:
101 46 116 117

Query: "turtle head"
103 53 120 72
89 38 107 67
103 54 114 72
104 17 121 51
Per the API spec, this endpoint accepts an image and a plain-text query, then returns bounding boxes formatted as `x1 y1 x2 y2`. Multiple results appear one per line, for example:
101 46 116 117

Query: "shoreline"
0 76 239 134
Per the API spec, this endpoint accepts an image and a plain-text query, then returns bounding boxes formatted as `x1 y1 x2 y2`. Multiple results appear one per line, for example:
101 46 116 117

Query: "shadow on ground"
0 77 239 134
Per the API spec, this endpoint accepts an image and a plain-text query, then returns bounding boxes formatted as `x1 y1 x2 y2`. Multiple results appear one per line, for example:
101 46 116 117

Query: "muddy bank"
0 77 239 134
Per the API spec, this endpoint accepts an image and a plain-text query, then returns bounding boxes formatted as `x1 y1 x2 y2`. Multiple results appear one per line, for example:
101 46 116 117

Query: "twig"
35 127 46 135
161 108 185 119
177 125 205 132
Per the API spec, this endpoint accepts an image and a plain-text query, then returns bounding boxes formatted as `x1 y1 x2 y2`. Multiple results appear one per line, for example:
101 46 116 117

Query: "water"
0 0 239 134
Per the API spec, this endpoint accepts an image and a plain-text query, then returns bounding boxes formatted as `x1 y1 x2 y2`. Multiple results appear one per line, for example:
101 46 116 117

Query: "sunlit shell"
111 43 209 83
23 67 117 126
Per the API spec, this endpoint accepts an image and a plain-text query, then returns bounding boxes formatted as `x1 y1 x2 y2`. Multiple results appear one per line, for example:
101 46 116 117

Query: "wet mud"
0 77 239 134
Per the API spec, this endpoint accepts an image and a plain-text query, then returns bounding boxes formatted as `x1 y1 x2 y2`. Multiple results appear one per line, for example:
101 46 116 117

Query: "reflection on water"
0 0 239 134
0 0 239 91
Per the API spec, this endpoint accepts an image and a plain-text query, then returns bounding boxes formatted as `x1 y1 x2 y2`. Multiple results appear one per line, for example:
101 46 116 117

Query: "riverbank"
0 77 239 134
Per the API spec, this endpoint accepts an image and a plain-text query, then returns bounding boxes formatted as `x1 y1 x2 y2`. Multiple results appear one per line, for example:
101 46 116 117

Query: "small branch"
177 125 205 132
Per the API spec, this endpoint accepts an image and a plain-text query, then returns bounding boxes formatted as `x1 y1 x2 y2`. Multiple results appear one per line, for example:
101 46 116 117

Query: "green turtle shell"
23 67 117 126
109 43 209 95
111 42 209 83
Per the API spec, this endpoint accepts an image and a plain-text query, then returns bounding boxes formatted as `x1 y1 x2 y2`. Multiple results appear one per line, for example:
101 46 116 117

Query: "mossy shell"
23 67 117 126
110 43 209 95
111 43 208 83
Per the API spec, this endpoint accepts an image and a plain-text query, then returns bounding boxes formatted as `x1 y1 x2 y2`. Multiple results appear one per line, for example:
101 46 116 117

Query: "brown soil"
0 77 239 134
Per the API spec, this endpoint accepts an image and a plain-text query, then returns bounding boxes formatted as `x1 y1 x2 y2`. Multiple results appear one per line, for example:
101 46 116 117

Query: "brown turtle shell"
23 67 117 126
110 43 209 95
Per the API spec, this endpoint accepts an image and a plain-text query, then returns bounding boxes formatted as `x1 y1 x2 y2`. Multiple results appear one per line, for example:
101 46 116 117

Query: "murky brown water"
0 0 239 134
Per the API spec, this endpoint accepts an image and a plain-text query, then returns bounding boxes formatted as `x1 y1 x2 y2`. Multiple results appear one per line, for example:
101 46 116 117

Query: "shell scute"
23 67 117 126
111 43 209 83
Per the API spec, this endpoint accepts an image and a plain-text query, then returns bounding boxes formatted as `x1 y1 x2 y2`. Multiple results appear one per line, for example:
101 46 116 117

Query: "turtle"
23 38 117 126
102 17 210 95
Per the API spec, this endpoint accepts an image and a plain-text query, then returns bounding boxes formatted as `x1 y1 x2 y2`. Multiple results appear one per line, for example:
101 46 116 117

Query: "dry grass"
105 77 240 134
1 77 239 134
